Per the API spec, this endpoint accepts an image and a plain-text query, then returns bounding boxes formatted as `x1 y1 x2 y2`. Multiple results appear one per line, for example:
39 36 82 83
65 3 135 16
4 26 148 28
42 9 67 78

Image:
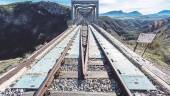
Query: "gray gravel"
61 64 78 71
61 64 106 71
133 90 170 96
88 65 105 71
50 79 116 92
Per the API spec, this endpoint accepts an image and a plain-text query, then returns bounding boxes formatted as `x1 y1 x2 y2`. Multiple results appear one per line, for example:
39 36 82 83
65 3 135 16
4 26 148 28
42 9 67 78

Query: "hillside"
157 10 170 15
101 10 142 18
101 10 170 19
98 16 170 39
0 1 70 59
98 16 170 64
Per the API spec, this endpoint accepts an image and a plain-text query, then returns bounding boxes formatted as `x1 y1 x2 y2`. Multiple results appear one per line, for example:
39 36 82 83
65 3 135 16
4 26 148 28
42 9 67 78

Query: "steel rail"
80 25 86 79
90 26 133 96
84 25 90 79
0 26 77 86
80 25 89 79
34 29 79 96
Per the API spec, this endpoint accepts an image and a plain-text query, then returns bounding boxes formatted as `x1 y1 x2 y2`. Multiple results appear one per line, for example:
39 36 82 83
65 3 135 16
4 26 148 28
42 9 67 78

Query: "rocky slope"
98 16 170 64
98 16 170 39
0 1 70 59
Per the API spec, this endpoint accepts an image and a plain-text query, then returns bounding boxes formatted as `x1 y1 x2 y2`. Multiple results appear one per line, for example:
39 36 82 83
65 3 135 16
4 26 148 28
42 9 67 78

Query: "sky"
0 0 170 15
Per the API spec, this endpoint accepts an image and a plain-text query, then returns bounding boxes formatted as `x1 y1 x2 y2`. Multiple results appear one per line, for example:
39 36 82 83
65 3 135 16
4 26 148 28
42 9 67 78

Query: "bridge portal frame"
71 0 99 21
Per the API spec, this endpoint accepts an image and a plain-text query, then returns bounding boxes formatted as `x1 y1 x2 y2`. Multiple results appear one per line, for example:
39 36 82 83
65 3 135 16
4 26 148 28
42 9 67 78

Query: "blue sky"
0 0 170 14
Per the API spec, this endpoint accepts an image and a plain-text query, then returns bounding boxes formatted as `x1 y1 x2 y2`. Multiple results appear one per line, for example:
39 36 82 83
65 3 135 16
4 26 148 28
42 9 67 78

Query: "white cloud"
99 0 170 14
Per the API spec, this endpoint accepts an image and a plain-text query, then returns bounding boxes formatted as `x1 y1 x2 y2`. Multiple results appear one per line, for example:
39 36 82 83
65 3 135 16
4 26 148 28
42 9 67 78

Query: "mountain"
101 10 170 18
157 10 170 15
101 11 124 17
101 10 142 18
0 1 71 59
98 16 170 37
128 11 142 17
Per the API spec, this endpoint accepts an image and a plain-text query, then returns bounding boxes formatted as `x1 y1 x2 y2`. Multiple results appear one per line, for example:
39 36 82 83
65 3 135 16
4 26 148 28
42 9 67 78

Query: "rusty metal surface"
80 25 89 79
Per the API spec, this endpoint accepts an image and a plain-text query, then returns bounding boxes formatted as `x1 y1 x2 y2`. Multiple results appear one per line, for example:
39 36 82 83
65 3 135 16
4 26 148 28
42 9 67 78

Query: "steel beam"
71 0 99 22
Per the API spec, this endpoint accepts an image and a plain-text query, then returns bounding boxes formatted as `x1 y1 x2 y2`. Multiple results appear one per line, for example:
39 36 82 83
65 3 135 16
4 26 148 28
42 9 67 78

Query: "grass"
122 29 170 65
124 39 170 67
0 58 22 75
0 4 16 12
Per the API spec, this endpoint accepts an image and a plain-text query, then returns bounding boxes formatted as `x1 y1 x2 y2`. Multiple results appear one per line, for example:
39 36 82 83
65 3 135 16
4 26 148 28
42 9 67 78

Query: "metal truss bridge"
0 0 170 96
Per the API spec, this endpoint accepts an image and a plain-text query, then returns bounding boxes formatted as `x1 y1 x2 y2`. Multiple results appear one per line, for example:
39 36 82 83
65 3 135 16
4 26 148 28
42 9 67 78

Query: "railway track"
35 27 80 96
0 25 79 95
49 24 117 96
47 25 163 96
0 25 77 91
90 25 170 96
0 24 169 96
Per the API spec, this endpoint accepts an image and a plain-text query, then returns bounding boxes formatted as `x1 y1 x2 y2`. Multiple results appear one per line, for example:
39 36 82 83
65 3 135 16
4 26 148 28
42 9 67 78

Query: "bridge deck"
90 26 156 91
2 25 169 95
65 29 80 59
12 27 80 89
88 27 103 59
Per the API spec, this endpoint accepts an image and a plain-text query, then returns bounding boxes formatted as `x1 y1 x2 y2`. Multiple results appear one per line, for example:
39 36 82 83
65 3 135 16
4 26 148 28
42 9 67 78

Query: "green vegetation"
0 4 16 12
124 30 170 65
0 58 22 75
